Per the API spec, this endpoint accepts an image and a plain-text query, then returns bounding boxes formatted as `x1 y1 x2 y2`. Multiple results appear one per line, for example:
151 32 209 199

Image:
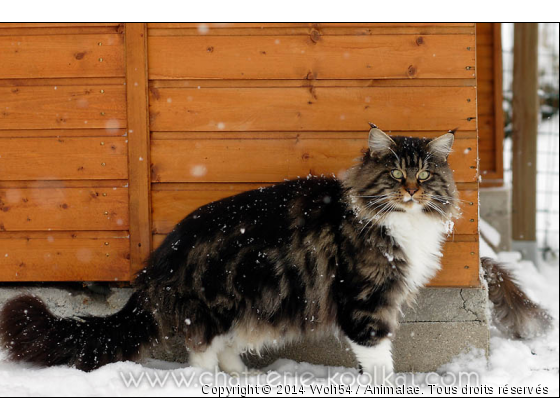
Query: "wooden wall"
0 23 480 287
476 23 504 186
0 23 130 281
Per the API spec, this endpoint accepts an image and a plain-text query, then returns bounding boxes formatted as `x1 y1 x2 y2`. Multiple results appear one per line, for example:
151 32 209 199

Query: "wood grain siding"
0 23 129 283
476 23 504 186
0 35 124 79
0 233 130 282
0 85 126 130
147 24 476 37
437 241 479 287
0 138 128 180
0 23 122 28
148 23 476 29
150 137 478 183
149 87 476 132
0 187 129 231
148 35 475 80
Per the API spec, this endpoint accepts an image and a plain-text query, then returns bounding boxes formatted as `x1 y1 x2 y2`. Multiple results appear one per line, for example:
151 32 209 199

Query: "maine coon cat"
1 125 550 377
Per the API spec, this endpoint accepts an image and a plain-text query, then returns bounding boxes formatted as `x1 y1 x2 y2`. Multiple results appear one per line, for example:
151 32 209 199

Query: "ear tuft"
427 132 454 159
368 127 396 157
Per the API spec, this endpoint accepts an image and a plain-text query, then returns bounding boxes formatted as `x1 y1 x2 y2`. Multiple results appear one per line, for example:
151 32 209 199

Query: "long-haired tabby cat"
1 125 551 377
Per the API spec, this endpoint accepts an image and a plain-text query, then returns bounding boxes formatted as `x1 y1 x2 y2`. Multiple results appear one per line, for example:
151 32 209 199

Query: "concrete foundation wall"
0 285 489 373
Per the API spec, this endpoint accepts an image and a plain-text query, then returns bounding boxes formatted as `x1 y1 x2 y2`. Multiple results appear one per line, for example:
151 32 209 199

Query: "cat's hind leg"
188 336 226 371
217 340 265 376
217 344 247 376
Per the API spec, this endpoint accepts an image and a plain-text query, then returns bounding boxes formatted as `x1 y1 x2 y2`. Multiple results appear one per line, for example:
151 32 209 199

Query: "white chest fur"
382 208 448 293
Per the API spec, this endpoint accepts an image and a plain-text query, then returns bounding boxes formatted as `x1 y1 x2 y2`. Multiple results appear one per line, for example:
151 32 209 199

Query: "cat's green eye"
391 169 404 180
418 170 430 180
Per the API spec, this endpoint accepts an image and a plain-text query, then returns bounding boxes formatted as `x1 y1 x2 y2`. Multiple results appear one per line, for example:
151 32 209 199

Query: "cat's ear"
368 124 396 157
427 132 454 159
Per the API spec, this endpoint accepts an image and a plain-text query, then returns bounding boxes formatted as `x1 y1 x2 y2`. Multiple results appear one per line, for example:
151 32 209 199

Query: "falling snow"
197 24 209 34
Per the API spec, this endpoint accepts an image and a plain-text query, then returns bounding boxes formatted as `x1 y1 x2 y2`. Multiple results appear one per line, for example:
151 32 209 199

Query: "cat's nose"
406 188 419 196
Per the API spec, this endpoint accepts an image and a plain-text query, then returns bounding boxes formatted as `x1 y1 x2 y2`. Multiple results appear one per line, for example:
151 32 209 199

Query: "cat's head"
344 124 460 223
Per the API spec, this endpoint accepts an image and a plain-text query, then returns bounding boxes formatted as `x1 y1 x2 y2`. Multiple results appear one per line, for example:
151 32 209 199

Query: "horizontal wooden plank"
0 180 130 189
148 35 474 80
151 138 477 183
0 23 121 28
150 79 477 89
0 85 126 130
149 86 477 132
150 233 478 287
151 183 477 235
0 35 124 79
0 137 127 180
0 27 124 37
429 241 479 287
0 187 129 231
0 78 126 88
0 179 131 189
147 24 476 37
0 231 128 239
0 129 126 138
0 237 130 281
148 23 475 29
151 130 478 140
149 27 477 38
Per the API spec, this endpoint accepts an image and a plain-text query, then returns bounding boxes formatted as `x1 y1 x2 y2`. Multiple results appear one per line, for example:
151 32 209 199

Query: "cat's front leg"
338 311 395 385
347 338 394 385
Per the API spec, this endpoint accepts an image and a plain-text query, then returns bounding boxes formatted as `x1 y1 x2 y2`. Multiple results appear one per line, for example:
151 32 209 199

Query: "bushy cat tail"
482 257 552 339
0 292 158 372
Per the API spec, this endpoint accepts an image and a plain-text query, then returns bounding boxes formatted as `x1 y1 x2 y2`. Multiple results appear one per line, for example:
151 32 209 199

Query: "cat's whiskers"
424 200 449 220
365 196 396 209
372 201 397 223
359 199 396 233
351 193 399 199
362 202 398 235
378 202 398 220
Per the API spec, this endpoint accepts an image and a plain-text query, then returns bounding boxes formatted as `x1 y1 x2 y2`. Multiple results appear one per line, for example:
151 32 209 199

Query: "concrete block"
401 287 488 323
393 321 489 372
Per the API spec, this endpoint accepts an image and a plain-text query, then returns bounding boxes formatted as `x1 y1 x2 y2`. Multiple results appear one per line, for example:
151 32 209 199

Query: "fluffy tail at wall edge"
482 257 553 339
0 292 158 372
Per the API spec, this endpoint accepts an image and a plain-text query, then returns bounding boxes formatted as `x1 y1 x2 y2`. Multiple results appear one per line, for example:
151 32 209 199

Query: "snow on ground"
0 256 558 397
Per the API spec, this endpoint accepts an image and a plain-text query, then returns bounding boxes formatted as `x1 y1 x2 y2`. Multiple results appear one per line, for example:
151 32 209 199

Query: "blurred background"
481 23 559 267
503 23 559 260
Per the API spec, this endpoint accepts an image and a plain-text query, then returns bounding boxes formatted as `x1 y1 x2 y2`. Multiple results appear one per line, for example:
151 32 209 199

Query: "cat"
0 125 551 379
